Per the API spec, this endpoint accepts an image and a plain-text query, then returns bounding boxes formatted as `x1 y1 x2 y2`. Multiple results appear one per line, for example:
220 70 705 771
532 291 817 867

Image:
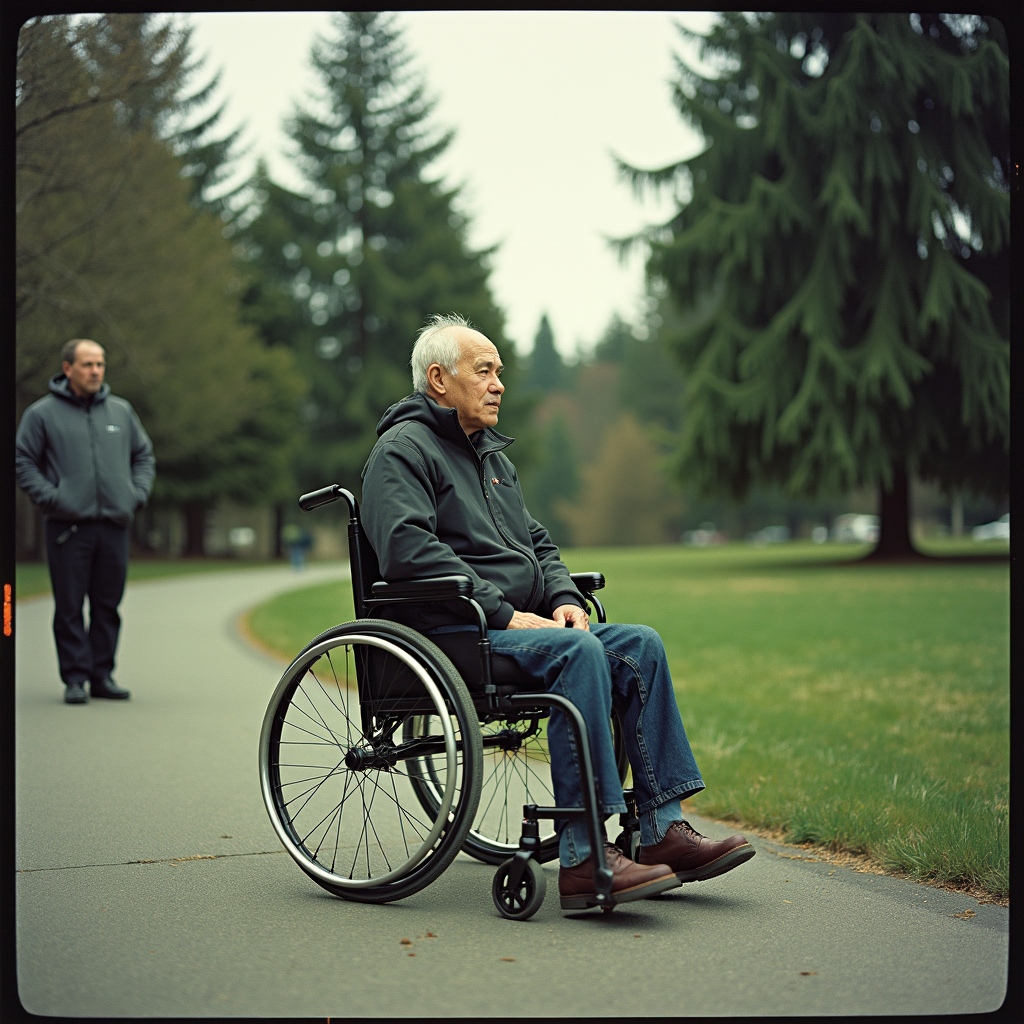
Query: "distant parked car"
746 525 790 545
683 522 728 547
972 513 1009 542
832 513 879 544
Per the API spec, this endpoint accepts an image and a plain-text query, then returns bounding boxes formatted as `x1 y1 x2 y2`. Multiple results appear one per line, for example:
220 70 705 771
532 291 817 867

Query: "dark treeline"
16 14 305 557
16 12 523 558
521 12 1010 556
515 306 877 549
16 12 1009 559
618 12 1009 558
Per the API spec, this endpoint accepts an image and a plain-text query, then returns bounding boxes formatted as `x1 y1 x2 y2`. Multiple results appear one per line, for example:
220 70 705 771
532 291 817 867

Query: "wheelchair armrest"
369 575 475 602
569 572 605 593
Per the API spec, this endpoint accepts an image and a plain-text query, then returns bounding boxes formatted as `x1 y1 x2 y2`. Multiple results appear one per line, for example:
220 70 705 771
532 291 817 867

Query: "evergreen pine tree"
69 14 246 219
592 313 634 364
523 313 566 392
237 11 511 493
620 13 1009 558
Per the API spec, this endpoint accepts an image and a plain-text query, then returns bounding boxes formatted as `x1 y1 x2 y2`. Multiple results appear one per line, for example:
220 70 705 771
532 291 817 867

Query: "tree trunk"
868 468 920 560
182 502 207 558
273 502 284 559
951 493 964 537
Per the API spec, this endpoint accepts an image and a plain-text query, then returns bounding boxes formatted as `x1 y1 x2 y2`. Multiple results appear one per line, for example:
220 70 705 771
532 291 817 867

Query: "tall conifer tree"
523 313 566 393
239 11 510 492
621 13 1009 558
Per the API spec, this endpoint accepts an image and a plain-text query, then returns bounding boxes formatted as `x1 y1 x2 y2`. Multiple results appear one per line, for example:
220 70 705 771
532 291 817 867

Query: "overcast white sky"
187 11 718 356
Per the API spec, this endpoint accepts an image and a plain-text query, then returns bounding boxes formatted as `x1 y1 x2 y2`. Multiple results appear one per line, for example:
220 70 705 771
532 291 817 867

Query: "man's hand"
507 611 561 629
552 604 590 631
506 606 591 630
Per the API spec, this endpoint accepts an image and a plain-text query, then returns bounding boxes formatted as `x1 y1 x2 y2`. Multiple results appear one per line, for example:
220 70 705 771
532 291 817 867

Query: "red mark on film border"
3 584 11 636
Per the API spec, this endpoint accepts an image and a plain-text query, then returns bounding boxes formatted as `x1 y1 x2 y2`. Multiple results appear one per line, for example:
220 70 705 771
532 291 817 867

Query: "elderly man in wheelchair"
259 313 754 920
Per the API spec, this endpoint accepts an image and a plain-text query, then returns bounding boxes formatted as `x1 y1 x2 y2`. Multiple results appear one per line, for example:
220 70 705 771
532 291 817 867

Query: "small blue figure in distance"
281 523 313 571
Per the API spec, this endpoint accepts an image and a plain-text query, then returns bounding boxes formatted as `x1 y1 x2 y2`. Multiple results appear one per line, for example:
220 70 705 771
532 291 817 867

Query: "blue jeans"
486 623 705 867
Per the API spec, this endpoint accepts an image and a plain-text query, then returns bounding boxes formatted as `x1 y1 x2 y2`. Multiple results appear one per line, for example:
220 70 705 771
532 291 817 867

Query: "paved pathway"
14 566 1008 1017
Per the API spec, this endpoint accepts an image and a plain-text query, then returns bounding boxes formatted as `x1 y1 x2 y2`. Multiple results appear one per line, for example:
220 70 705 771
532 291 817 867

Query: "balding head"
62 339 106 399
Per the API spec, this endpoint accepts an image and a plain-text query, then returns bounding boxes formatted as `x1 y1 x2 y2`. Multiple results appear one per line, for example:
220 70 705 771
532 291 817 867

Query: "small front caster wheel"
613 829 642 862
492 858 547 920
629 831 642 862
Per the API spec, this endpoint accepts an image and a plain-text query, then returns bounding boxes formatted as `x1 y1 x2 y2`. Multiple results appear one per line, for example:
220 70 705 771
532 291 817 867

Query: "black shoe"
90 678 131 700
64 683 89 704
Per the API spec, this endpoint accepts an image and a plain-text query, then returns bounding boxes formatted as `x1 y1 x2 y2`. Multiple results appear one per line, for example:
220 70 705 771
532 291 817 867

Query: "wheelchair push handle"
299 484 341 511
298 483 359 520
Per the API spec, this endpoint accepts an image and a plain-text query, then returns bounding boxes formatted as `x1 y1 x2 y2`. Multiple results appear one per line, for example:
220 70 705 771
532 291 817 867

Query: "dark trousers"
45 520 129 686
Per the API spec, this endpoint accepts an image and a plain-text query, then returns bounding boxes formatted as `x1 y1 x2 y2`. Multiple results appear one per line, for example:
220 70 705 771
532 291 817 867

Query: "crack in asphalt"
16 849 286 873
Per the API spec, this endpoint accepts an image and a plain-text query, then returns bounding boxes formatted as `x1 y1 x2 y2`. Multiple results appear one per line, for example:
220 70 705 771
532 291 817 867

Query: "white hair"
411 313 473 393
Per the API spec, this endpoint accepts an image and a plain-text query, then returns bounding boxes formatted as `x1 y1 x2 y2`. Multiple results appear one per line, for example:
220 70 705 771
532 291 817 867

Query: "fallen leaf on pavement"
500 957 515 962
400 938 413 945
951 910 976 920
800 971 817 976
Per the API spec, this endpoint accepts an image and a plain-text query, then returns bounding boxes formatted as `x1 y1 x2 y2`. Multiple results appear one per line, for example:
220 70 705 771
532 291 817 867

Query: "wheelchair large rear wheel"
259 620 482 903
408 708 628 865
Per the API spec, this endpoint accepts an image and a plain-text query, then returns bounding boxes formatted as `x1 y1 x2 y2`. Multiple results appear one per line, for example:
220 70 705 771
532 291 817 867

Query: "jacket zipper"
471 442 543 610
86 405 102 516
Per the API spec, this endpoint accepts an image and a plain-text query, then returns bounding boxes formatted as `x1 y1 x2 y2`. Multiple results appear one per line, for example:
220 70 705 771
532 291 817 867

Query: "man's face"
429 328 505 435
63 342 106 398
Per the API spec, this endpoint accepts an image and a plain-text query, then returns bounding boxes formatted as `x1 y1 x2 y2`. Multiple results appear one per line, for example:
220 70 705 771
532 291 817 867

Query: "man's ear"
426 362 446 395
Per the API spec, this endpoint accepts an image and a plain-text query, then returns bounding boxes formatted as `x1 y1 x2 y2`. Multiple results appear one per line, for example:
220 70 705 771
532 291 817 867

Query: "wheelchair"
259 484 645 920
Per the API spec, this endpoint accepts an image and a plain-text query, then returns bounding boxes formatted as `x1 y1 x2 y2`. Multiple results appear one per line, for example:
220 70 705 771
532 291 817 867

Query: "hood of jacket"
375 391 513 456
49 372 110 407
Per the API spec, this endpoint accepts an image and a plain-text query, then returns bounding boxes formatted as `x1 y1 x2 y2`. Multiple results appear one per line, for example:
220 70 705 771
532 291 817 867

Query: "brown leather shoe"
559 843 680 910
639 820 755 882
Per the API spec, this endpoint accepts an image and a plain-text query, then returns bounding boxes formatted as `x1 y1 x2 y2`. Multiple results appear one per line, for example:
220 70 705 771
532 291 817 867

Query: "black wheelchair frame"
259 483 644 919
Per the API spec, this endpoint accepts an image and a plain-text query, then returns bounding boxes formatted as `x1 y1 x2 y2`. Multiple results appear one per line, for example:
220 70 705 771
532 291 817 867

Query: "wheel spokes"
272 641 464 886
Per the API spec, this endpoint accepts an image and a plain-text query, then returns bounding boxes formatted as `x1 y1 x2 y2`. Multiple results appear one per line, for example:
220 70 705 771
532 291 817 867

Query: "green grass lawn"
14 557 289 600
244 540 1009 897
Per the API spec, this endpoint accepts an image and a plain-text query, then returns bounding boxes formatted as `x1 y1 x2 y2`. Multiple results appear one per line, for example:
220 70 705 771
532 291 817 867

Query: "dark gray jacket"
361 392 583 631
16 374 156 525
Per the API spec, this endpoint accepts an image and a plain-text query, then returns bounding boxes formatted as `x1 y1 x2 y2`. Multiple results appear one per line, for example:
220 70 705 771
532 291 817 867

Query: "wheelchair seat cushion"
428 631 540 695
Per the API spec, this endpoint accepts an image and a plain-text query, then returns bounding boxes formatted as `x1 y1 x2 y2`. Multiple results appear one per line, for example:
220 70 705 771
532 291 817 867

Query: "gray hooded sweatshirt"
361 392 583 632
16 373 155 525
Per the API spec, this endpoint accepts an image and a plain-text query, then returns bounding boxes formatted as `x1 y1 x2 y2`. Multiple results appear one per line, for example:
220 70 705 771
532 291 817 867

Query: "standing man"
16 339 155 704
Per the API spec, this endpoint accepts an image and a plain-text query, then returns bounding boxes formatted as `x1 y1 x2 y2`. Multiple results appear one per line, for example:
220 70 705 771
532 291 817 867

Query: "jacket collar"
376 391 514 461
471 427 514 460
49 372 109 407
